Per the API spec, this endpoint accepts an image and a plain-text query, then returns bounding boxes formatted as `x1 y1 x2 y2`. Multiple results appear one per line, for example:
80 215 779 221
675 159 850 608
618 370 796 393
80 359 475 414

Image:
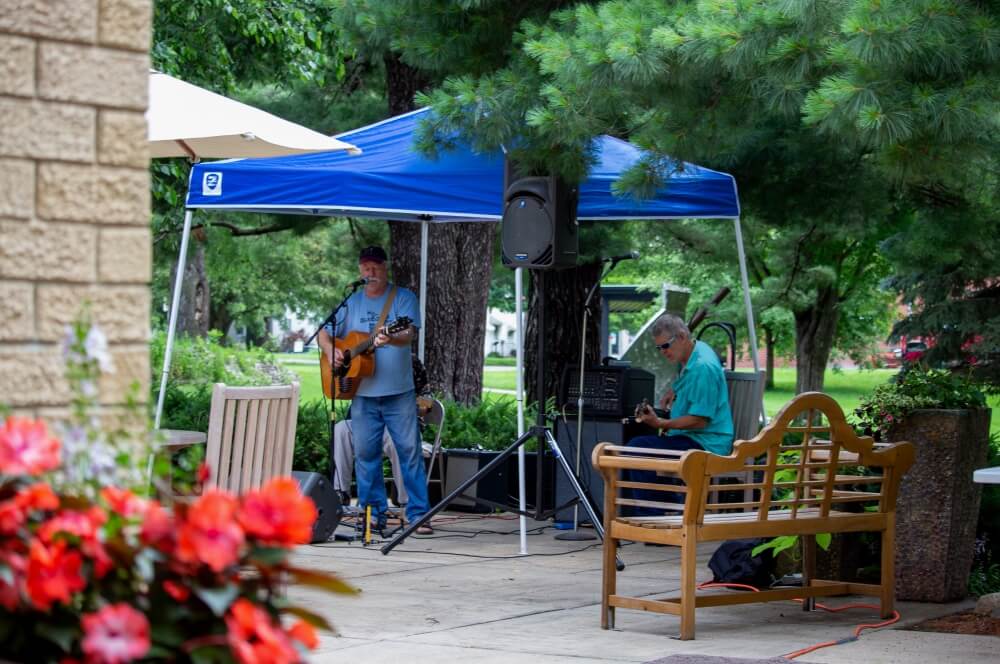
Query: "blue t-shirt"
669 340 733 455
326 285 421 397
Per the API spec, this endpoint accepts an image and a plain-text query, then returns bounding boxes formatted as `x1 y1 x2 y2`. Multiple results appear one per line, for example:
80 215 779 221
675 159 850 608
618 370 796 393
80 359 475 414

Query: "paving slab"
287 513 984 664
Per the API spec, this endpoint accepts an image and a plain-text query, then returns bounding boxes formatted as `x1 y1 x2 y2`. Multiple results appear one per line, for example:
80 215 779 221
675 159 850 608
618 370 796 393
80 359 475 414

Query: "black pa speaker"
292 471 342 543
501 160 579 269
553 418 657 523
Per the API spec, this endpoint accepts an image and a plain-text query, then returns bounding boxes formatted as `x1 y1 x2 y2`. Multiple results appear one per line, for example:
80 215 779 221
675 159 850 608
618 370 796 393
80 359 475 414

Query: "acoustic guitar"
320 316 413 400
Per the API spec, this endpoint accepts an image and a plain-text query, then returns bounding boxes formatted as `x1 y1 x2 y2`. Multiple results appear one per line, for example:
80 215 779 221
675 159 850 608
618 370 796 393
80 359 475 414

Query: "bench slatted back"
204 382 300 494
595 392 914 537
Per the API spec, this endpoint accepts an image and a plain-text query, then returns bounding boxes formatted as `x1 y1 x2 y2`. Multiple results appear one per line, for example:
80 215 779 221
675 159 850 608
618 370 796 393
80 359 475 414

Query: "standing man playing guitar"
318 245 432 535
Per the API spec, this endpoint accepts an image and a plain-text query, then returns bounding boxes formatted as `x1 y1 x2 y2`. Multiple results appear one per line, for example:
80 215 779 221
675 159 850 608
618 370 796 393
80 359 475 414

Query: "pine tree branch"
192 220 296 237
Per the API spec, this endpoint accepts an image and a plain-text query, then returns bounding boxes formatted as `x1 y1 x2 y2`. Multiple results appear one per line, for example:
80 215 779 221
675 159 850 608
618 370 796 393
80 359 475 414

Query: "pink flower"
0 417 61 476
81 603 151 664
100 487 148 519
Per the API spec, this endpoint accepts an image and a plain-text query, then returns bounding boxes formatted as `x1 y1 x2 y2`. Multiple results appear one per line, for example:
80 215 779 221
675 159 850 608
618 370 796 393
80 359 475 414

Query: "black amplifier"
558 365 655 419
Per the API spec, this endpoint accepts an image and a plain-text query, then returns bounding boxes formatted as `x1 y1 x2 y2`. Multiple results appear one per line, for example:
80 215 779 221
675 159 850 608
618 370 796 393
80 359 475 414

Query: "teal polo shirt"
669 340 733 455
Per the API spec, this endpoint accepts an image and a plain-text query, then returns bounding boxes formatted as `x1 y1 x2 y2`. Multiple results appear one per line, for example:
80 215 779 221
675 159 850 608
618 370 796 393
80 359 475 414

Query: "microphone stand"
306 280 365 524
555 258 622 541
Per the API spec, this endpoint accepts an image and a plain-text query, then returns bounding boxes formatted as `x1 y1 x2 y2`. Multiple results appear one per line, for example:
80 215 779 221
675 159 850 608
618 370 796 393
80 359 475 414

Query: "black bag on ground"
707 538 775 588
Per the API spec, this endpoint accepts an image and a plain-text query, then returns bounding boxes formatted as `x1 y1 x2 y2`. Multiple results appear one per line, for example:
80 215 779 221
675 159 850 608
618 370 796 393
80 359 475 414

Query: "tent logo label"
202 172 223 196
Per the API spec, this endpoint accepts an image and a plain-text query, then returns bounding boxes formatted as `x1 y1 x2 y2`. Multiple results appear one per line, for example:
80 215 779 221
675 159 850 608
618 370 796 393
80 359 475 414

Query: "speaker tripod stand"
381 271 623 570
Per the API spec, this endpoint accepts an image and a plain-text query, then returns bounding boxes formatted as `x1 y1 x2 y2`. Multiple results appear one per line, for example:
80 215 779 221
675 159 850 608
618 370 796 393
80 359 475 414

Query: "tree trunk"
383 52 429 116
763 324 775 389
209 297 233 341
174 241 210 337
525 263 603 407
793 286 840 394
382 53 492 404
390 221 493 404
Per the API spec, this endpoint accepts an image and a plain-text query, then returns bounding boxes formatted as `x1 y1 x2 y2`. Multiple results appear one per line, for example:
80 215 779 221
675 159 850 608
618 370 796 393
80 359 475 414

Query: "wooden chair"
203 383 300 493
592 392 915 640
709 370 766 505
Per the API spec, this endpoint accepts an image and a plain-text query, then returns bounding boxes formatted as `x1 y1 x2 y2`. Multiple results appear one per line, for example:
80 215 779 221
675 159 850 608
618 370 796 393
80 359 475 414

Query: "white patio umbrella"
148 71 361 428
148 71 361 159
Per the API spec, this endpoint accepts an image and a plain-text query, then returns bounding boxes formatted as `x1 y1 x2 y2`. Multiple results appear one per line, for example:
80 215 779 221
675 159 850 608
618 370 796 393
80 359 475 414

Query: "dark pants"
623 434 703 516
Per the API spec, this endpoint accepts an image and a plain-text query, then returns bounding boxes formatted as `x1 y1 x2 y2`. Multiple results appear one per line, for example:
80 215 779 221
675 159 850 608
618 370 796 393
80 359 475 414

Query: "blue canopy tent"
183 108 751 361
173 108 756 550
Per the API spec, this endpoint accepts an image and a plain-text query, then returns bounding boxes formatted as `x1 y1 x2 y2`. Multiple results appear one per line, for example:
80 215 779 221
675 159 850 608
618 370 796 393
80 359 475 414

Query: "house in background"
484 308 519 357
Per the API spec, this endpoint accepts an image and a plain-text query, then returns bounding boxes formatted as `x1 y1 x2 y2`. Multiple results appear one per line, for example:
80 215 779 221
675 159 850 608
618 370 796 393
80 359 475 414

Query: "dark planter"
507 450 556 513
892 408 992 602
441 449 509 512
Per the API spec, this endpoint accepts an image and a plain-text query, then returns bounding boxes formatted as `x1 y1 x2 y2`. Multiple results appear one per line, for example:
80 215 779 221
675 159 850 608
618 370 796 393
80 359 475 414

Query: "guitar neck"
349 329 381 357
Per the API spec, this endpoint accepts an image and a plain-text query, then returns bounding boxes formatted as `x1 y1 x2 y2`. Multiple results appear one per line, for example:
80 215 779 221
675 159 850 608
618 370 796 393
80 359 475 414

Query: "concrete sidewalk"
288 513 994 664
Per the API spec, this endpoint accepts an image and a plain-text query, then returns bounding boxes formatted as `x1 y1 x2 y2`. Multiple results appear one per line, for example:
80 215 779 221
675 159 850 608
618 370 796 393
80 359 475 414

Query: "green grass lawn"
279 362 325 403
485 356 517 366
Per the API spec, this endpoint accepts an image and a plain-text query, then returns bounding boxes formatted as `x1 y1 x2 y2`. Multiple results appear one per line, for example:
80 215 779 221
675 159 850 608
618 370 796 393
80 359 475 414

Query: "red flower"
25 540 86 610
0 500 26 535
81 603 151 664
0 550 26 610
196 463 211 483
17 482 59 511
100 487 147 518
162 579 189 602
1 483 60 535
287 620 319 650
238 478 317 547
38 508 113 578
176 491 244 572
0 417 61 476
225 598 299 664
139 501 174 552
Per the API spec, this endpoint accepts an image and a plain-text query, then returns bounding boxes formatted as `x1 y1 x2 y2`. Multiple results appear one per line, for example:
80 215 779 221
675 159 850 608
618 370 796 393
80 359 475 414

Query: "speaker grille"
501 194 554 265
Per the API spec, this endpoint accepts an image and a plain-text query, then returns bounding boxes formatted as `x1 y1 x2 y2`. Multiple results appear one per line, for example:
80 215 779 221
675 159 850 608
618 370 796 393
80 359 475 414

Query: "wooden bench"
591 391 915 640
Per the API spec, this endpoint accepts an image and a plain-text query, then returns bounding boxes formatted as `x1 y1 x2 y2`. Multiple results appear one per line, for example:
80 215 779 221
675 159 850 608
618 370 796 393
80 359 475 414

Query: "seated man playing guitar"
318 245 432 535
330 360 434 509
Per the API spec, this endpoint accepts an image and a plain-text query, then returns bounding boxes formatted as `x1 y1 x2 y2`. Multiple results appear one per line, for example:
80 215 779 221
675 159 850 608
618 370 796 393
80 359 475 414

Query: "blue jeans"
350 390 430 524
623 434 703 517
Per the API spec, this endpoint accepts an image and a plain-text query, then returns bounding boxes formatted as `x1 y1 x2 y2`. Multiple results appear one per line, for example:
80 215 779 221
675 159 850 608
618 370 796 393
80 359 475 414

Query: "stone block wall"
0 0 152 418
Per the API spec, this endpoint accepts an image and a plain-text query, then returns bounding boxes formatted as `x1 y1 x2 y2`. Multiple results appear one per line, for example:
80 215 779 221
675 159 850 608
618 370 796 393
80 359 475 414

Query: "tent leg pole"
515 267 527 555
418 219 428 362
733 217 767 422
154 208 194 431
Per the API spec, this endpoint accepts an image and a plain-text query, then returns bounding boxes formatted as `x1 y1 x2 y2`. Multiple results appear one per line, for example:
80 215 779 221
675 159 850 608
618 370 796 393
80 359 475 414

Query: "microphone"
603 251 640 263
348 277 369 288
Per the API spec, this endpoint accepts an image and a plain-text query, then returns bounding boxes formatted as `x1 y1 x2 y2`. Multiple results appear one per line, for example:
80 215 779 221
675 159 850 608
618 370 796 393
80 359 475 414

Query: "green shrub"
293 399 350 476
150 330 297 390
853 366 987 441
434 397 546 451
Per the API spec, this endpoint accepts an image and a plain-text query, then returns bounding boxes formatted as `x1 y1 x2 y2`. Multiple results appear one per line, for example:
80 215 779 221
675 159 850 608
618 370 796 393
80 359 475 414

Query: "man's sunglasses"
656 335 677 351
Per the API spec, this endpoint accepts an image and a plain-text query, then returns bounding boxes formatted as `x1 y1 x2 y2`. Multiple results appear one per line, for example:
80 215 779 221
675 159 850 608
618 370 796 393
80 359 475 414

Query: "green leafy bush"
150 330 297 390
853 366 987 441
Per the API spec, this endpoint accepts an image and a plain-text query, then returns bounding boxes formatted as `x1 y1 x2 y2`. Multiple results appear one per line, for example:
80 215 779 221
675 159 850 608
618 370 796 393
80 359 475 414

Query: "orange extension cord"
695 580 901 659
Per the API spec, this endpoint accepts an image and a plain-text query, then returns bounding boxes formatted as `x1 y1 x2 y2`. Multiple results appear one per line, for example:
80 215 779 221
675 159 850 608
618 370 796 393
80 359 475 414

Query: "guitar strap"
375 285 397 331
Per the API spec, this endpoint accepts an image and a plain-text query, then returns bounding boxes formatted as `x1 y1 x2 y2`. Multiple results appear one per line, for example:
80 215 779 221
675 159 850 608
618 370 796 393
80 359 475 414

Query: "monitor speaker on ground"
501 159 579 270
553 418 657 523
292 470 342 543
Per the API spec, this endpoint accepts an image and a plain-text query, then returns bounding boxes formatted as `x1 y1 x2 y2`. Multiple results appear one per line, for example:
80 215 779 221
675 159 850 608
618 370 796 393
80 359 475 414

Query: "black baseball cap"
358 245 387 264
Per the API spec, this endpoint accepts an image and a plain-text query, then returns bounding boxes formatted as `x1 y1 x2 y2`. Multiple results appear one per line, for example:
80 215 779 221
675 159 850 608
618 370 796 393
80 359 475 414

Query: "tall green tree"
419 0 1000 392
151 0 350 338
331 0 587 403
